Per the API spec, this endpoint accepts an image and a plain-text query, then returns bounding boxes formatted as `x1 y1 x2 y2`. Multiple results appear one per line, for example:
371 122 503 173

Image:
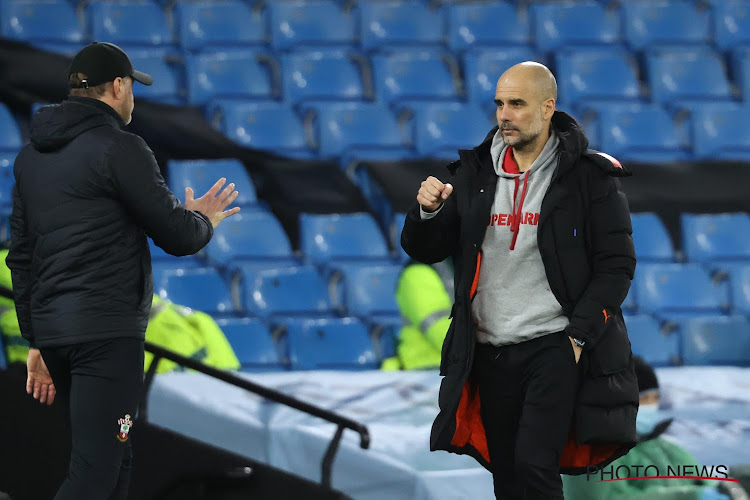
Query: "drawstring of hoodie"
509 170 530 250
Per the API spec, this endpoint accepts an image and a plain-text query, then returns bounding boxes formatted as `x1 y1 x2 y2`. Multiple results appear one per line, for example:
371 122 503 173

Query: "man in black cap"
7 42 241 499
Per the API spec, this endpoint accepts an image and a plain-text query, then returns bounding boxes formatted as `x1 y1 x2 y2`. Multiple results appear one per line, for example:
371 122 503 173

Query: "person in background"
563 355 733 500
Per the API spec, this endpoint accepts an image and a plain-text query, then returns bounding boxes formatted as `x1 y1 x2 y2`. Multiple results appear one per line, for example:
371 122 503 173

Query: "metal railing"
139 342 371 489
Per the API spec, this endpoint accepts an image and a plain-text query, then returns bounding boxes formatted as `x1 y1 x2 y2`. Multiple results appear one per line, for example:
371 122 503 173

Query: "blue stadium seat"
156 268 233 314
714 1 750 51
185 50 277 105
87 1 171 46
531 3 620 52
242 265 332 317
729 264 750 315
329 262 401 316
174 0 266 51
300 213 390 264
555 50 640 108
691 103 750 160
281 50 370 102
268 1 355 50
681 213 750 262
167 158 257 207
360 2 443 50
204 211 294 266
732 48 750 103
391 212 408 263
634 263 730 314
463 48 543 104
406 102 494 157
216 317 283 371
630 213 674 262
592 104 689 162
127 49 183 103
1 0 83 43
623 2 709 50
302 103 409 157
279 317 377 370
626 315 681 367
371 50 461 103
0 105 22 152
0 153 16 208
680 315 750 366
446 3 528 52
646 49 732 105
207 100 308 156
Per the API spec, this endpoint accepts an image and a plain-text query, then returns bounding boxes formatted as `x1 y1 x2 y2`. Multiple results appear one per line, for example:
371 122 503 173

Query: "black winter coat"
401 111 639 475
7 97 213 348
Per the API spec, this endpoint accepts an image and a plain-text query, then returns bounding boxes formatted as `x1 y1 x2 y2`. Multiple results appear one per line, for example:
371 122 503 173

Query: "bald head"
497 62 557 102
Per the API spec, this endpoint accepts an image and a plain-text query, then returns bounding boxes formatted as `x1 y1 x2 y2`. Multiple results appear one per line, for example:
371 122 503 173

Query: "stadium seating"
732 48 750 103
630 212 674 262
634 263 730 314
185 50 277 105
691 103 750 160
216 317 283 371
268 1 355 50
359 2 443 50
391 213 408 263
446 3 529 52
281 50 371 102
86 1 171 46
173 1 266 50
646 49 733 105
167 159 257 207
555 50 641 108
0 106 23 153
530 3 620 52
714 1 750 51
127 49 183 103
208 100 308 156
242 265 332 317
0 153 16 209
405 102 494 157
299 213 390 264
729 264 750 314
155 268 234 315
681 213 750 262
278 317 378 370
626 315 681 367
204 210 294 266
680 315 750 366
328 262 401 317
371 50 462 103
622 2 710 50
1 0 83 43
463 47 544 104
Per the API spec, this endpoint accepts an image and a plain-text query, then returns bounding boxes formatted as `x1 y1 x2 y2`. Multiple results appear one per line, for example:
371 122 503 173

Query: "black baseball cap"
69 42 153 88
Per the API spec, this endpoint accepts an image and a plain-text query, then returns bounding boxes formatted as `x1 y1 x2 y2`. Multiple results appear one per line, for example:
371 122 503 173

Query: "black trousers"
473 331 580 500
40 338 144 500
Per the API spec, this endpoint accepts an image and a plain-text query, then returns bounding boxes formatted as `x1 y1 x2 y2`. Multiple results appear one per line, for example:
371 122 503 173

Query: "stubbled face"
494 77 548 152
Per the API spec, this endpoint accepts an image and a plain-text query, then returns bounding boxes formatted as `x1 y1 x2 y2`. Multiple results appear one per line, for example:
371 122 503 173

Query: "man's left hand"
568 337 582 364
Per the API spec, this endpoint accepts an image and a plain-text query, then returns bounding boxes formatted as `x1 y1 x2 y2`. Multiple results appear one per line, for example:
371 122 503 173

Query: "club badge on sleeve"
116 414 133 442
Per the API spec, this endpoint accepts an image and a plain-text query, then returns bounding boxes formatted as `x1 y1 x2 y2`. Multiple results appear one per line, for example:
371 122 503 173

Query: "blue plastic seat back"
1 0 83 43
372 50 458 103
127 49 182 102
681 213 750 262
268 1 355 49
409 102 494 157
463 47 542 103
156 268 233 314
634 263 730 314
331 262 401 316
174 0 266 50
630 212 674 262
625 315 680 367
216 317 282 370
185 50 275 105
733 48 750 105
360 2 443 50
205 210 293 265
446 3 529 51
282 50 366 102
681 315 750 366
243 265 332 317
623 2 709 50
647 50 732 105
715 1 750 51
300 213 390 264
531 2 620 52
0 104 23 151
555 50 640 106
391 212 408 263
282 317 377 370
691 104 750 160
87 1 171 46
167 158 257 207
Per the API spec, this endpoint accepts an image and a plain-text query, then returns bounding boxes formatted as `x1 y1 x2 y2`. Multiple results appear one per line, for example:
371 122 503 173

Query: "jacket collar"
67 97 125 129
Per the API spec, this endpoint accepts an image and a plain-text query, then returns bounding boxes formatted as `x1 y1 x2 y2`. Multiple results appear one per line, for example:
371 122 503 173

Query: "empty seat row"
6 1 750 53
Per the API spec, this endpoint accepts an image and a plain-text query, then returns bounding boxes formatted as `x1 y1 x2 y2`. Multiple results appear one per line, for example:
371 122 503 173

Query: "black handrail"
139 341 371 489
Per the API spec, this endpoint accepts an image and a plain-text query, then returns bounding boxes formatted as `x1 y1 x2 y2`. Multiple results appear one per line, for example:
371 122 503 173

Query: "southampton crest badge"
117 414 133 442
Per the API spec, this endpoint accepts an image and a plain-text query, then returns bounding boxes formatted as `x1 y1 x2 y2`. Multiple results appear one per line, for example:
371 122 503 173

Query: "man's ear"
543 98 555 120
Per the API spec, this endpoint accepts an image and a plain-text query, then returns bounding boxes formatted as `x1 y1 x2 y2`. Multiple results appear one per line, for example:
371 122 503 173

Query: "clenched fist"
417 176 454 212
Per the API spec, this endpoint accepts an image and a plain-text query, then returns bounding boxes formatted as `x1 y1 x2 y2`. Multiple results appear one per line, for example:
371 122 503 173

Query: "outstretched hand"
26 348 55 406
184 177 241 228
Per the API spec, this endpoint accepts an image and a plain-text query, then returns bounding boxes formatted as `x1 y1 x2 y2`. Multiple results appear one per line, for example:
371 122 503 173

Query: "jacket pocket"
587 315 631 376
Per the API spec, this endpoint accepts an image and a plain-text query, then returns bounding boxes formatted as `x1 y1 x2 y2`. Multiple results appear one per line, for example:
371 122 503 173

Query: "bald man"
402 63 638 499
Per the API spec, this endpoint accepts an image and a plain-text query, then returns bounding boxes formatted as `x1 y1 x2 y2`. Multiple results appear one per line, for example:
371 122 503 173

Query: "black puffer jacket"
402 111 639 475
7 97 212 348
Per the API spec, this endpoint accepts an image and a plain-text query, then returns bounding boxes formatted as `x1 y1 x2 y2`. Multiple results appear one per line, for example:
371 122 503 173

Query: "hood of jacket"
30 97 124 152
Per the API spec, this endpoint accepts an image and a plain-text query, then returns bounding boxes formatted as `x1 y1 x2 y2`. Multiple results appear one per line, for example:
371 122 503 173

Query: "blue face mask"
636 404 661 436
